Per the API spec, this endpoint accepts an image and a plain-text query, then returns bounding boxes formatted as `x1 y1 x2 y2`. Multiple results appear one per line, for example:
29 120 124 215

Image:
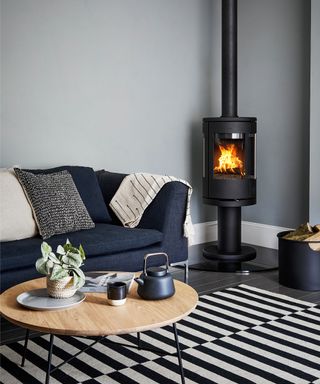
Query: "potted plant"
35 239 86 298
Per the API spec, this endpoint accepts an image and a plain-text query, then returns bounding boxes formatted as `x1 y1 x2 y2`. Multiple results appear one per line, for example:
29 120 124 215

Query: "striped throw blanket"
110 173 194 244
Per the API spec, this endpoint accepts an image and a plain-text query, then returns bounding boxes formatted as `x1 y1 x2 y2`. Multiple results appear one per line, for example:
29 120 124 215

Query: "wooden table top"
0 277 198 336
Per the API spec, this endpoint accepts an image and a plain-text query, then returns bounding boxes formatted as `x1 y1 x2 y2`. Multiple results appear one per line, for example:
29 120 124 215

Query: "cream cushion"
0 168 38 241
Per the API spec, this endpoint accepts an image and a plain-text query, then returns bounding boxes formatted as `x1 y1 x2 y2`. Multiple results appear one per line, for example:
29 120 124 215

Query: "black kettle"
135 253 175 300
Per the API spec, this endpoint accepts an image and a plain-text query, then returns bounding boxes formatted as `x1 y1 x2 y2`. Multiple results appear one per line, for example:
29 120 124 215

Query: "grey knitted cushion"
14 168 95 239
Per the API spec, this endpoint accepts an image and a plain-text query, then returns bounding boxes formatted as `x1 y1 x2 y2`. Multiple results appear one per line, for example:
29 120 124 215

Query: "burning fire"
214 144 245 175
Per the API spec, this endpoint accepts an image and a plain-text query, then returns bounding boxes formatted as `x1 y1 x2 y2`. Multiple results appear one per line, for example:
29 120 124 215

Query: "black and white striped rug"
1 284 320 384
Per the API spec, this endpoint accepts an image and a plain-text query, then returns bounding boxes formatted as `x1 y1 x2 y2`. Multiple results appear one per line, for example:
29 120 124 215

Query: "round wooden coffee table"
0 276 198 384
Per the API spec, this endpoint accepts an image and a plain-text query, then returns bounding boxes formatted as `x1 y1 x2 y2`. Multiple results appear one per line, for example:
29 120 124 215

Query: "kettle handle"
143 252 169 276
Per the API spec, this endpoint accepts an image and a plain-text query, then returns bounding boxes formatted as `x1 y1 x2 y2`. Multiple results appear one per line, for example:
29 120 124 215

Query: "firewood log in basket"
305 224 320 252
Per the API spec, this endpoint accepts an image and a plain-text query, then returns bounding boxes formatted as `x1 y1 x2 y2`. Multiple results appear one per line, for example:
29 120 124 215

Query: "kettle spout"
134 278 144 286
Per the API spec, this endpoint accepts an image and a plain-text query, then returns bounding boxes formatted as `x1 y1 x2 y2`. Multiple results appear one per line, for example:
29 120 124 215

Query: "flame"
214 144 245 175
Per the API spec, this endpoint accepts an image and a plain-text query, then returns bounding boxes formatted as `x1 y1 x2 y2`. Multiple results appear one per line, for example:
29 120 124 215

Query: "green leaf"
69 251 83 264
41 242 52 257
72 272 80 289
72 267 85 279
63 239 73 253
40 243 51 261
47 260 54 270
72 268 86 288
70 246 79 254
79 244 86 260
56 245 65 256
50 264 69 280
61 253 82 268
35 258 49 275
48 253 61 264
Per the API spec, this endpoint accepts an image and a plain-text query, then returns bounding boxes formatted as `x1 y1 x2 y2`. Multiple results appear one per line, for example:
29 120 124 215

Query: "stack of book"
79 272 135 293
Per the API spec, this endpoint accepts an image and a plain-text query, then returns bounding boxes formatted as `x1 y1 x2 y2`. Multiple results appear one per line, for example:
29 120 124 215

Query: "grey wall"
310 0 320 224
0 0 312 228
0 0 215 223
237 0 310 228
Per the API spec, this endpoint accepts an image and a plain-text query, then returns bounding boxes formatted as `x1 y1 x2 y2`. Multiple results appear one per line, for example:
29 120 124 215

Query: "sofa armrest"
138 182 188 233
96 170 189 262
137 181 189 263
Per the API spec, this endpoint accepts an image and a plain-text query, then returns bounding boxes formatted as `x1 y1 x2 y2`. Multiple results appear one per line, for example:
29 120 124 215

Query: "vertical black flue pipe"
218 0 241 255
222 0 237 118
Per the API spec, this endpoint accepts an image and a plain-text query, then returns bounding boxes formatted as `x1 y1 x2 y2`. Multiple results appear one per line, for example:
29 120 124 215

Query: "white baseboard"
193 220 291 250
193 221 217 245
241 221 291 249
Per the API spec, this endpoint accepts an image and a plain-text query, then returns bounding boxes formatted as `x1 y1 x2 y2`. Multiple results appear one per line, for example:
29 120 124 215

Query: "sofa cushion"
96 170 127 224
25 166 112 223
0 168 38 241
14 169 95 239
1 224 163 272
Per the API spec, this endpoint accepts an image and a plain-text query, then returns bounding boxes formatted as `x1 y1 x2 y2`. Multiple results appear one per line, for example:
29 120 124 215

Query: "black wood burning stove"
202 0 257 271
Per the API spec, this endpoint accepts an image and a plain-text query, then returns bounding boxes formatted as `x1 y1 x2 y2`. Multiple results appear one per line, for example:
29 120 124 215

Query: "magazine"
79 272 135 293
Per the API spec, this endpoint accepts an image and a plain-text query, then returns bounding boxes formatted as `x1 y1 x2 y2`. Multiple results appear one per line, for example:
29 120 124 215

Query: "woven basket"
46 275 77 298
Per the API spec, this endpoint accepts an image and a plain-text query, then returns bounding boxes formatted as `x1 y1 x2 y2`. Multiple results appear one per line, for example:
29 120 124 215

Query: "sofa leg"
170 260 189 284
184 261 189 284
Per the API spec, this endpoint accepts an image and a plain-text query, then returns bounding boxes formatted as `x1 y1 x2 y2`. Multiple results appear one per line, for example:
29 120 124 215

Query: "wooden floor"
173 267 320 303
1 242 319 345
182 242 320 304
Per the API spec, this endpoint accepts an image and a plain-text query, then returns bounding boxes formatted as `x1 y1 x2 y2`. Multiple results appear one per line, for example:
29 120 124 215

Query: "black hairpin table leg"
21 329 30 367
45 334 54 384
172 323 185 384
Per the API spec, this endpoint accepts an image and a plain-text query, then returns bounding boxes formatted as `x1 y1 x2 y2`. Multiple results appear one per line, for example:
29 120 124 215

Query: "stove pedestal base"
189 261 278 274
203 244 256 272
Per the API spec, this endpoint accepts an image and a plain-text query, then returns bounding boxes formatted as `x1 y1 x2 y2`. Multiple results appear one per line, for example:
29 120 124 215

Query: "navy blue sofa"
0 170 189 292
